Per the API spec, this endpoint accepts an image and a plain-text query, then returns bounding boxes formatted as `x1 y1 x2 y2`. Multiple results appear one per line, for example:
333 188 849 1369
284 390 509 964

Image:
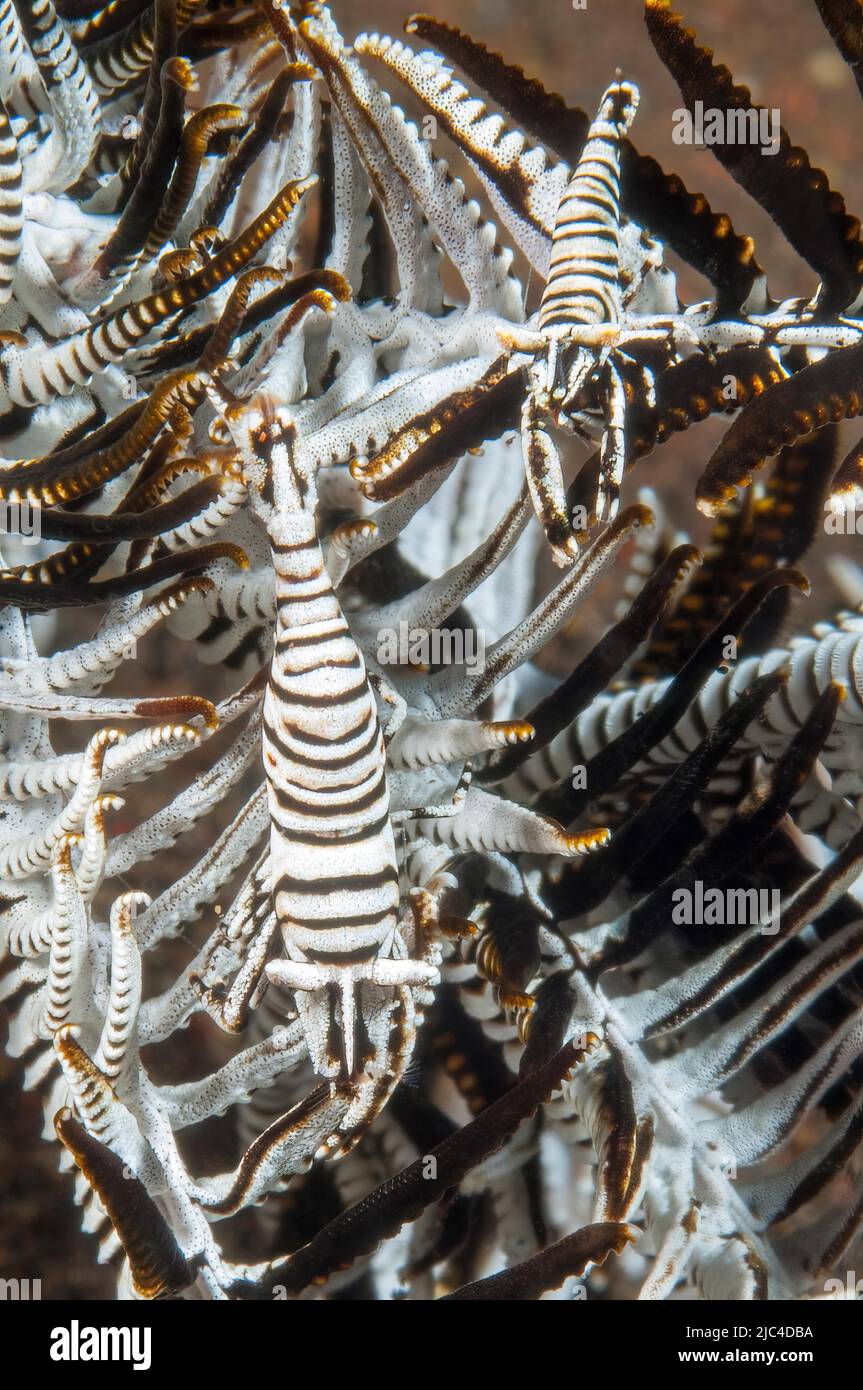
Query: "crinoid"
3 0 863 1306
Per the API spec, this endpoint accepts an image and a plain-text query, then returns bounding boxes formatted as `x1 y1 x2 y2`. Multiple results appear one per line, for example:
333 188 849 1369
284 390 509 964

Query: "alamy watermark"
0 1275 41 1299
49 1321 151 1371
671 880 780 935
672 102 780 157
823 1270 863 1298
824 497 863 535
0 500 40 544
377 621 485 675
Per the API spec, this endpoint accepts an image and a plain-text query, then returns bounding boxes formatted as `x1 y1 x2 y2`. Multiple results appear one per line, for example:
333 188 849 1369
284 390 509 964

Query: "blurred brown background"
3 0 862 1300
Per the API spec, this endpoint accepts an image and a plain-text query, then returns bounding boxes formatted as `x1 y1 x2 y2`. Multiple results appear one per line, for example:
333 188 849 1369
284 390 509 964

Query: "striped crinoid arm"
0 367 208 504
87 55 198 283
696 341 863 516
15 0 102 192
0 538 248 610
0 176 317 409
106 0 181 202
507 568 809 808
82 0 207 97
301 9 523 318
0 95 21 304
0 576 220 703
200 63 315 231
0 0 38 94
633 427 839 679
349 355 523 501
56 1105 198 1300
363 16 764 312
293 12 443 318
132 102 249 268
345 23 569 276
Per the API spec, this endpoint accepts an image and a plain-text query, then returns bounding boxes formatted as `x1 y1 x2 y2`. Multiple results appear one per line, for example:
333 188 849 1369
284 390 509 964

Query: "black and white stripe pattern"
538 79 638 335
497 79 646 557
257 419 434 1079
503 619 863 848
0 0 38 100
15 0 101 192
0 179 314 408
83 0 204 98
0 95 21 305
